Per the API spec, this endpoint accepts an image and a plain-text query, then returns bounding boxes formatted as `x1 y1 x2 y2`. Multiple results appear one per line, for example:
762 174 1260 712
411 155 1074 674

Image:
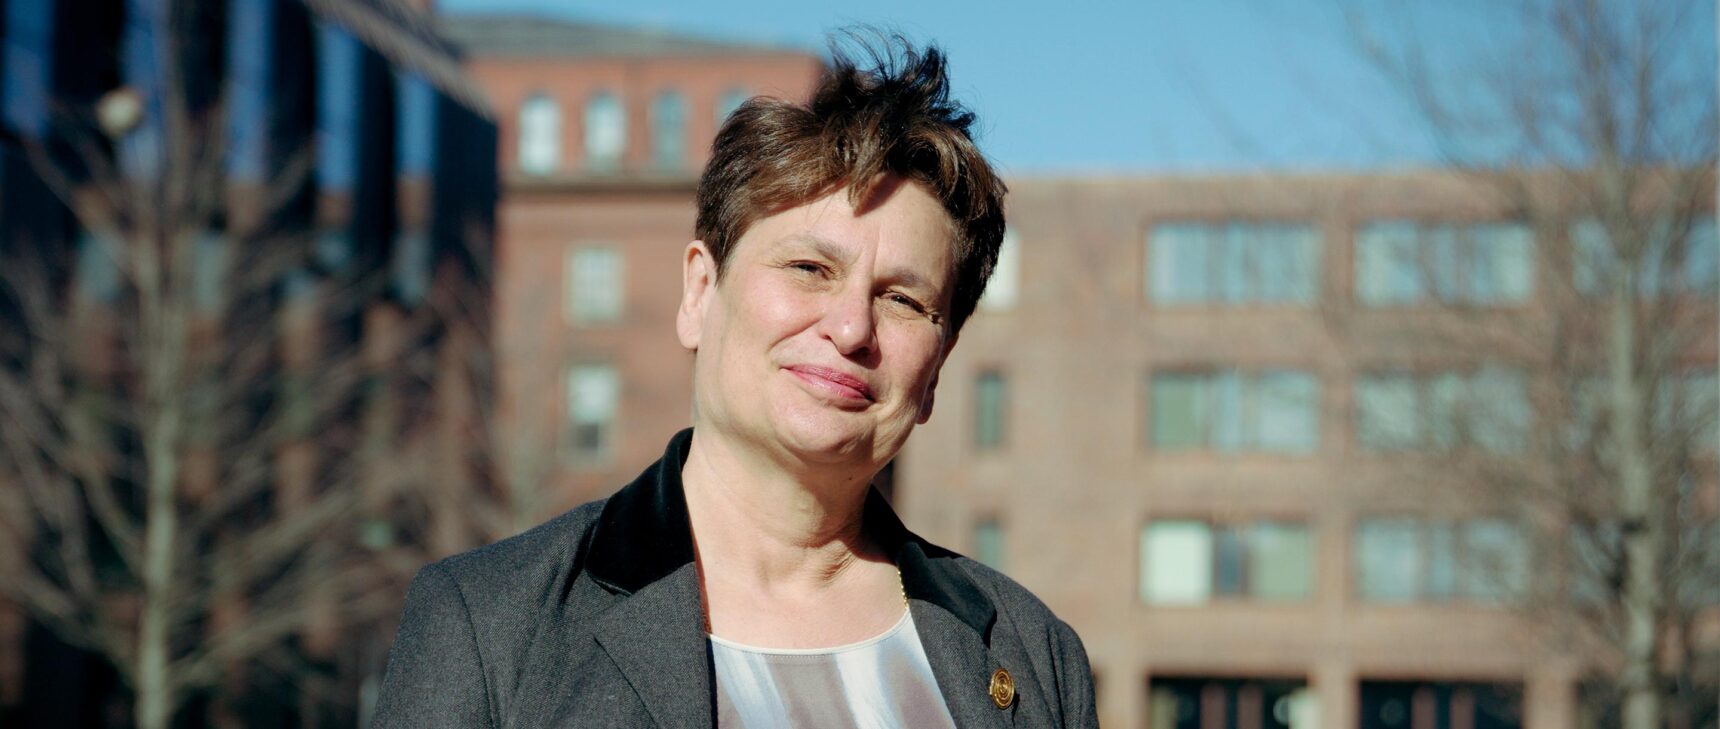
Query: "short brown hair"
694 34 1007 334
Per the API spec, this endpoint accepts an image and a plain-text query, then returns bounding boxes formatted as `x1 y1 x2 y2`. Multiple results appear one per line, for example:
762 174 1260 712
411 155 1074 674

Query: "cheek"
720 281 819 357
883 329 946 389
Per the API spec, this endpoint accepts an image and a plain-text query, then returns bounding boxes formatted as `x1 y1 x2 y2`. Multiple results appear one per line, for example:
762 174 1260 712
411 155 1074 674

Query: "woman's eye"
789 262 825 275
885 293 925 313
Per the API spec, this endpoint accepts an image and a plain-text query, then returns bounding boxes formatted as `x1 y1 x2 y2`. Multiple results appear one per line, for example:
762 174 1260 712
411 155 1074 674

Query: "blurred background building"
0 1 1713 728
904 174 1718 729
0 0 496 725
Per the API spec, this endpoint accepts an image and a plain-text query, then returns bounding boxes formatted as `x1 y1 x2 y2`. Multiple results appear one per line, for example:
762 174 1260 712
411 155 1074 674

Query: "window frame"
1145 220 1322 307
1353 515 1529 605
518 91 562 175
1353 219 1536 308
973 369 1008 451
563 244 625 325
563 362 621 466
1140 518 1315 606
1351 367 1531 455
583 90 626 171
1147 368 1321 454
649 88 687 170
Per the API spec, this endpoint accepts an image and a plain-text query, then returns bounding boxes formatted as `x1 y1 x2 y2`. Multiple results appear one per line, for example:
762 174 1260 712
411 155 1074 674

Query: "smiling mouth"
785 365 875 403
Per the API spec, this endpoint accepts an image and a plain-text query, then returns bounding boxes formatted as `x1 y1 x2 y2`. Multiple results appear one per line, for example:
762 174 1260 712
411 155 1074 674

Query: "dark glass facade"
0 0 496 724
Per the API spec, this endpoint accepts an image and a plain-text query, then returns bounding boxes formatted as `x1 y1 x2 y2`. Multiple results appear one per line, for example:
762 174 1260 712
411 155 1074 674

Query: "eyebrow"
781 233 940 293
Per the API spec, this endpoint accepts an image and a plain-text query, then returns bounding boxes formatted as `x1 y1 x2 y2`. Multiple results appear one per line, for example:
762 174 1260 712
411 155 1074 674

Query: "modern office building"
0 0 497 724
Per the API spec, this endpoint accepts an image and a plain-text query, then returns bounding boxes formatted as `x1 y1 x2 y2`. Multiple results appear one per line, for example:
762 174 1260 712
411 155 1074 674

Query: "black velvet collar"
585 428 998 641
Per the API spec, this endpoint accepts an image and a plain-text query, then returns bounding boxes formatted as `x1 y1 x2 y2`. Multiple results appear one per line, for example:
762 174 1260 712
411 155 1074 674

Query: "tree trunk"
1611 272 1662 729
137 424 181 729
136 228 187 729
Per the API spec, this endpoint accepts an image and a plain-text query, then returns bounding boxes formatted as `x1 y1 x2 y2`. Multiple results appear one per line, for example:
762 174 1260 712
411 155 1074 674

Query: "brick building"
439 14 822 516
901 173 1718 729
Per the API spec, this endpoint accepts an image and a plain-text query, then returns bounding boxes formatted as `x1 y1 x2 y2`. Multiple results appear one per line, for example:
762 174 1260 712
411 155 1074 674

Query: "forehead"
736 179 958 273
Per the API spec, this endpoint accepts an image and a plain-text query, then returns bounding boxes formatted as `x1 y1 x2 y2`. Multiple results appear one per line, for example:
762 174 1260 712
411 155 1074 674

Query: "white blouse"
710 610 958 729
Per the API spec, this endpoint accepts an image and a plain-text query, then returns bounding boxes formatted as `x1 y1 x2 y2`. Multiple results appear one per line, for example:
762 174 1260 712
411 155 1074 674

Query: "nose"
817 281 877 357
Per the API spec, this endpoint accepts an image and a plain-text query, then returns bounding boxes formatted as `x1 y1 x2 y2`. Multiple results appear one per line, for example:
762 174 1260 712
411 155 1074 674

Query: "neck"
680 428 884 593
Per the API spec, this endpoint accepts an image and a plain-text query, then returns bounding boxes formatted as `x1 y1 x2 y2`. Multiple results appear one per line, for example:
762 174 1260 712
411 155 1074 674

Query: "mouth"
784 365 875 404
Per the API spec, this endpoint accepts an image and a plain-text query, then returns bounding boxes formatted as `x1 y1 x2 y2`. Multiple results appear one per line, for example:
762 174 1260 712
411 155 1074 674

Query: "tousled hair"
694 32 1007 334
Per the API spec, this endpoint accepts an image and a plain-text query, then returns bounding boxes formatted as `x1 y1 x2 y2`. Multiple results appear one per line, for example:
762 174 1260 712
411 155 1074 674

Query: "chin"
764 408 877 463
772 409 917 471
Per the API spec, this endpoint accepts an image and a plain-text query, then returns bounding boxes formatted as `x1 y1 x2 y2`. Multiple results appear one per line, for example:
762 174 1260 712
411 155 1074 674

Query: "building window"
978 228 1020 312
650 89 686 170
1573 217 1719 297
74 231 122 302
118 0 174 178
3 0 54 138
316 230 353 272
716 86 749 126
315 22 362 192
1355 221 1534 306
1140 520 1312 604
563 246 623 324
584 91 625 171
1150 679 1320 729
974 371 1007 450
391 232 430 306
1354 517 1528 603
1565 371 1719 458
226 0 276 178
972 518 1005 571
1149 370 1319 454
1140 520 1212 604
395 72 437 178
1359 681 1522 729
1147 222 1320 305
1353 368 1531 454
518 93 561 175
1655 370 1719 456
565 364 619 462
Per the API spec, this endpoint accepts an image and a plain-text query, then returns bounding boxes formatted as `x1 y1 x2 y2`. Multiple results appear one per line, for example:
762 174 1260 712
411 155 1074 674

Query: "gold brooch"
989 668 1015 709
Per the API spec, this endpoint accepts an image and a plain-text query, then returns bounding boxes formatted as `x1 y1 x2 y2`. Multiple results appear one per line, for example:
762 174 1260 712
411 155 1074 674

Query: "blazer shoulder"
440 500 606 575
427 499 608 617
949 555 1066 629
377 501 610 728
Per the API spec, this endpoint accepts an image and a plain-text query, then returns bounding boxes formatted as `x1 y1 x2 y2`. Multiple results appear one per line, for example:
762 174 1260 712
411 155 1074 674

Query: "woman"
373 37 1096 728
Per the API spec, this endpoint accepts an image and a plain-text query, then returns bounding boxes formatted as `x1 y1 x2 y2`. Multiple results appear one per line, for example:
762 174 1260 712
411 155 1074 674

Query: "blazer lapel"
590 563 713 729
913 601 1016 728
878 496 1019 729
499 569 625 729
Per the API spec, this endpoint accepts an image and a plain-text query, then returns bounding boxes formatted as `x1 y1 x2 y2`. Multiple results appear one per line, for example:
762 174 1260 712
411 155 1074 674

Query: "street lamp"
95 86 144 139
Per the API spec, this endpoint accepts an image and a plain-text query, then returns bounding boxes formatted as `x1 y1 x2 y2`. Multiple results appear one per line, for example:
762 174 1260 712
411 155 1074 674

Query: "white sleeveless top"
709 610 958 729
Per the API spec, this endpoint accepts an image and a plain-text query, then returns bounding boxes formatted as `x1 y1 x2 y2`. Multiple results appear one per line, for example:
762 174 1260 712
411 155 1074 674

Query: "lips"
785 365 875 402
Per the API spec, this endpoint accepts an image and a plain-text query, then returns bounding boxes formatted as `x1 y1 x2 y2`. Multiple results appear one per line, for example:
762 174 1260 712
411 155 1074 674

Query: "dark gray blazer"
372 429 1097 728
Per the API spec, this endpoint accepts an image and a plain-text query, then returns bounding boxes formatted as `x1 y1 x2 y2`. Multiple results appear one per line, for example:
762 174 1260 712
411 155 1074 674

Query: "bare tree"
0 6 512 728
1339 2 1719 729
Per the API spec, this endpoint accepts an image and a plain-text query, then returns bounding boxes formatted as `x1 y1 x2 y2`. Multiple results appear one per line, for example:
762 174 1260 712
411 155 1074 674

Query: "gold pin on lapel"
989 668 1015 709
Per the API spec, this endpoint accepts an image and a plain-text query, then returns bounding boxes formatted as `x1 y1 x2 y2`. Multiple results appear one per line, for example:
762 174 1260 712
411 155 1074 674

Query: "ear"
916 333 958 424
677 241 716 351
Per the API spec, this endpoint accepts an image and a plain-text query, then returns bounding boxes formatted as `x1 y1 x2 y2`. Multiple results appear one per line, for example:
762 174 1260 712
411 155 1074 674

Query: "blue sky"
437 0 1716 176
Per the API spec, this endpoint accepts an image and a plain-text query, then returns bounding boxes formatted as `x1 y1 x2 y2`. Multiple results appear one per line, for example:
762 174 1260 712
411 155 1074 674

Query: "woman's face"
677 176 956 471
